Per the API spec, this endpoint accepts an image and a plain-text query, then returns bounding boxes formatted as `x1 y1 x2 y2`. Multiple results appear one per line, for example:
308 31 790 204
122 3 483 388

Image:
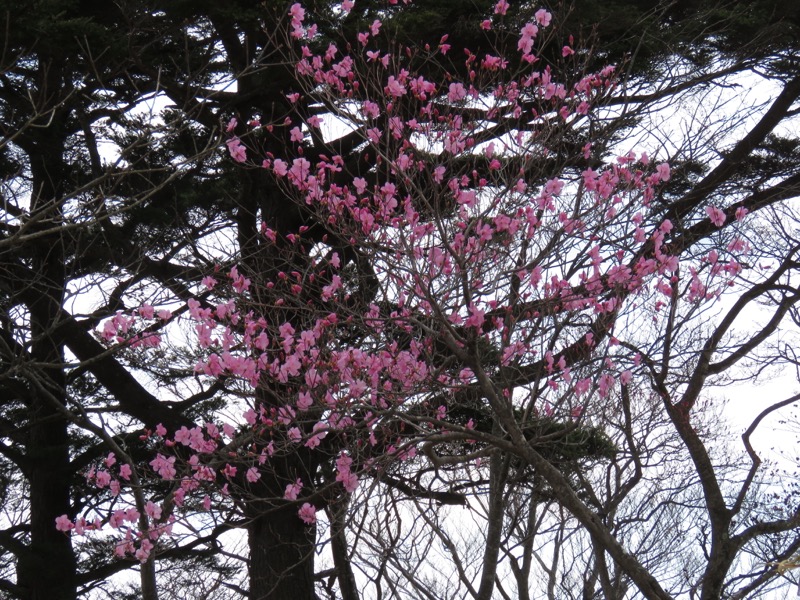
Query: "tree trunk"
16 108 77 599
247 506 317 600
233 149 323 600
19 431 76 600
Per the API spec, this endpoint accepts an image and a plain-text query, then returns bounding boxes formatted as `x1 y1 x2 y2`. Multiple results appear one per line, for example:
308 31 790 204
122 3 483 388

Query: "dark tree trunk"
19 422 76 600
235 153 323 600
247 506 317 600
16 117 77 598
18 267 77 600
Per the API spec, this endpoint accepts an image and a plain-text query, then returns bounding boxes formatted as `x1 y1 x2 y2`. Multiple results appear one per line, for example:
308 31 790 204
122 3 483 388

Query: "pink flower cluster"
62 1 758 558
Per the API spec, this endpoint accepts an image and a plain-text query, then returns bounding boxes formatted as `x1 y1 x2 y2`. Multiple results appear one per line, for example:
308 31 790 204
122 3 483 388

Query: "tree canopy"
1 1 799 599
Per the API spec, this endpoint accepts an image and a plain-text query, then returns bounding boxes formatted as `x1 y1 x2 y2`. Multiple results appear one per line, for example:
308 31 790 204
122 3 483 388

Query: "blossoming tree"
3 1 800 599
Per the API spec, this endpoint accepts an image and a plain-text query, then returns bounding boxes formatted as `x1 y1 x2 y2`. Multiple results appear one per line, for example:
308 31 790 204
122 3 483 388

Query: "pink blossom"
518 23 538 54
305 425 327 448
289 3 305 22
285 478 303 500
55 515 73 532
321 275 342 301
656 162 670 182
465 304 485 329
297 391 313 410
246 467 261 483
174 426 193 446
410 76 436 99
336 453 353 473
361 101 380 119
597 373 615 398
727 237 749 253
535 8 552 26
298 502 317 524
289 157 311 186
199 353 223 377
114 541 132 558
150 454 177 479
94 470 111 488
100 319 117 341
145 501 162 521
457 190 476 206
226 137 247 163
545 178 564 195
135 539 153 563
493 0 509 15
109 510 125 529
272 159 288 176
332 57 353 77
447 82 467 102
124 508 139 523
385 76 406 97
337 469 359 492
705 205 726 227
229 266 251 292
74 518 91 536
